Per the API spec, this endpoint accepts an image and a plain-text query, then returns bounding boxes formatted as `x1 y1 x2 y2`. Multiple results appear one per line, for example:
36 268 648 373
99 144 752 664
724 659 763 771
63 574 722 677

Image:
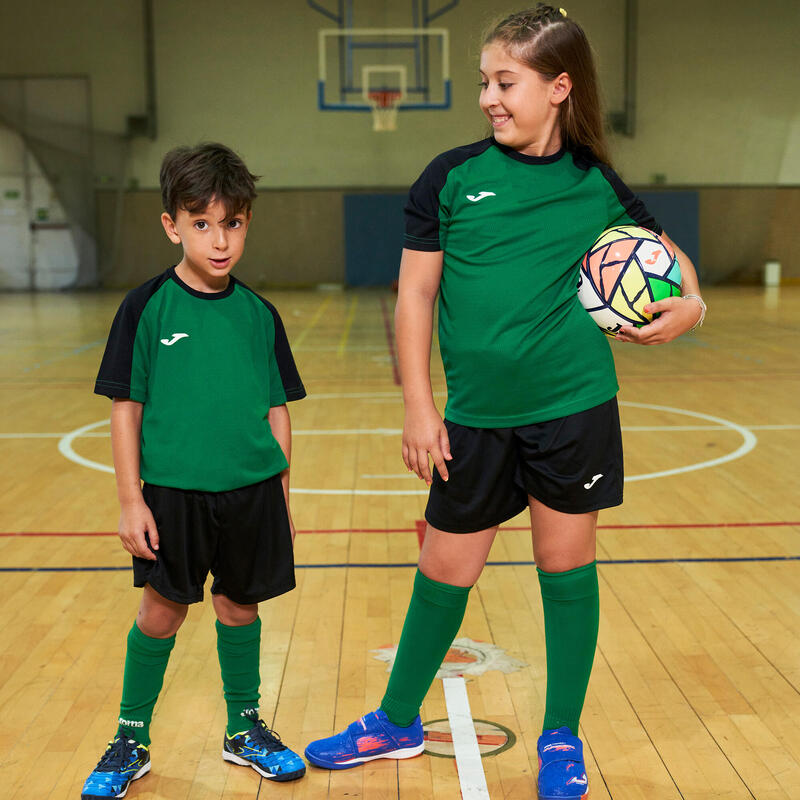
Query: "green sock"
538 561 600 736
380 569 471 727
116 622 175 746
216 618 261 736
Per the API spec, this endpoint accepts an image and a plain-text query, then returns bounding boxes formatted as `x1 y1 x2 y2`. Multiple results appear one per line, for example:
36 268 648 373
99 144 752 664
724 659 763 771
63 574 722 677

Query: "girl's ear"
552 72 573 105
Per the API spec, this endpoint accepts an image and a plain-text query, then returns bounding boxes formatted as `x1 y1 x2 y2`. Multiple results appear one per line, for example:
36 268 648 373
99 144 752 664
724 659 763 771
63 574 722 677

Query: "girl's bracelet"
682 294 706 330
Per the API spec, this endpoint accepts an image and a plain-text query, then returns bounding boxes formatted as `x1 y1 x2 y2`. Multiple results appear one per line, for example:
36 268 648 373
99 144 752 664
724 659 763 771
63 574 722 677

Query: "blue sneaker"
537 727 589 800
305 709 425 769
81 735 150 799
222 710 305 781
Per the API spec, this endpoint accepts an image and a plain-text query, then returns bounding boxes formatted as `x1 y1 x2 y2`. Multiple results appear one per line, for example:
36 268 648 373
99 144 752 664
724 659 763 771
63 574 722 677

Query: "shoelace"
95 737 141 772
241 711 286 753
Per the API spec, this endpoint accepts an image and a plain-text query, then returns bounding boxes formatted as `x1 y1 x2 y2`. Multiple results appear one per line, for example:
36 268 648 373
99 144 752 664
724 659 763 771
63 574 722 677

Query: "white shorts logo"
583 473 603 489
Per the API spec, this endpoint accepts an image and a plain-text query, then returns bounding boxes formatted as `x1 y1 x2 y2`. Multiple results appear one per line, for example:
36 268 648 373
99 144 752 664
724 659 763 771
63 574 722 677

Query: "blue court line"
2 555 799 573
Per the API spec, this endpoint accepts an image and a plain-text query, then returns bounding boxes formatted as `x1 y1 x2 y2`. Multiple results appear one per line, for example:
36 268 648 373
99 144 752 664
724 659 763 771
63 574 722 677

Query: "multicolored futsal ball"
577 225 682 336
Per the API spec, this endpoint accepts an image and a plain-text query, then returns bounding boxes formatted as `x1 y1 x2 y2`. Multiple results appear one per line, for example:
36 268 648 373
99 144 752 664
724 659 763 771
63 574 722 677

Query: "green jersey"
404 138 661 427
95 267 305 491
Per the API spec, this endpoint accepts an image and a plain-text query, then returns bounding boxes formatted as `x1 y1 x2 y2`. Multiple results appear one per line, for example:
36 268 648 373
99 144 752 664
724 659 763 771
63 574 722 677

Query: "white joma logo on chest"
466 191 496 202
160 333 189 346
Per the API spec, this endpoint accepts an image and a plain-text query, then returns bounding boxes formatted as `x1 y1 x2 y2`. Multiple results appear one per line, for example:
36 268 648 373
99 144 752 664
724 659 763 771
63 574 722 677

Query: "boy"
82 143 306 799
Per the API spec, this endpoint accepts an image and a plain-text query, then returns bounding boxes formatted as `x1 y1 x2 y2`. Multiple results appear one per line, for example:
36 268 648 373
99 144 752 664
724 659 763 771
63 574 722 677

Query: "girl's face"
479 42 571 157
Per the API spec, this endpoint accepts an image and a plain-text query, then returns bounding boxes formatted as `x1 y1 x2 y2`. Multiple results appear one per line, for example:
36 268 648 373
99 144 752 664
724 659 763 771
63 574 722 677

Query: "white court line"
57 419 114 475
6 423 796 442
292 488 427 495
6 424 798 440
442 677 491 800
622 424 798 432
292 345 386 352
620 401 757 482
361 473 417 479
293 428 402 436
309 391 406 399
51 404 766 490
0 432 109 438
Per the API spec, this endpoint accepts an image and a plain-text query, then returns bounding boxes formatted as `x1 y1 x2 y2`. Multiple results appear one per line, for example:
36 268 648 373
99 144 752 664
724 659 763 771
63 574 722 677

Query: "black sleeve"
264 299 307 403
403 156 449 252
598 163 663 234
94 273 167 400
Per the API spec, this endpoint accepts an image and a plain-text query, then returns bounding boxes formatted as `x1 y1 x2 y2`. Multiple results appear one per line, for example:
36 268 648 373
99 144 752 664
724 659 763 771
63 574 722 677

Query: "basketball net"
367 91 402 132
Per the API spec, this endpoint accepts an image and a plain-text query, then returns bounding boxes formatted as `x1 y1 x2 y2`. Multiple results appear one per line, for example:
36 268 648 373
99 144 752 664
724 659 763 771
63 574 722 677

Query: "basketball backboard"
317 27 451 115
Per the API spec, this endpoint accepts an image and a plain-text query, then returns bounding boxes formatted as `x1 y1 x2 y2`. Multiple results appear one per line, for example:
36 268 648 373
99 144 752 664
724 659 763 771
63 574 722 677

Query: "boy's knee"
136 606 187 638
137 586 188 638
213 593 258 626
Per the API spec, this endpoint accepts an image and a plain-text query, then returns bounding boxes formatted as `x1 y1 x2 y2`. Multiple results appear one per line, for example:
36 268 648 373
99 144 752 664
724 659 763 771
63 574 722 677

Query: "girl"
306 6 705 798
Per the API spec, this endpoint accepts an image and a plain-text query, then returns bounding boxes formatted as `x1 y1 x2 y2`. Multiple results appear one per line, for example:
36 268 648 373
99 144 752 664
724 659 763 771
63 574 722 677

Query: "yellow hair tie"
559 7 568 16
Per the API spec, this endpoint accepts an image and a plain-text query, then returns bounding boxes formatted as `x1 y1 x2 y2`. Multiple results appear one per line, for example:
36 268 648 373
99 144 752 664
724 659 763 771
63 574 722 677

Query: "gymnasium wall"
3 0 800 286
95 186 800 289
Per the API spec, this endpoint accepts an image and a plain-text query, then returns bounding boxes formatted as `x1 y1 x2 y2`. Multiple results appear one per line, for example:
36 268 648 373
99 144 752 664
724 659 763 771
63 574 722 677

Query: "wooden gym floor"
0 285 798 799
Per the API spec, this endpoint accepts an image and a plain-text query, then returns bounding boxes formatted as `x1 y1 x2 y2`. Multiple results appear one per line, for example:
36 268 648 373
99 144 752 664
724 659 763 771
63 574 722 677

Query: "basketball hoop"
367 90 402 132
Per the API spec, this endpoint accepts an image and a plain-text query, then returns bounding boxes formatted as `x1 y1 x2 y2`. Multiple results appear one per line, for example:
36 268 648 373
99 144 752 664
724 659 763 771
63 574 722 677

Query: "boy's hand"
402 405 452 485
118 497 159 560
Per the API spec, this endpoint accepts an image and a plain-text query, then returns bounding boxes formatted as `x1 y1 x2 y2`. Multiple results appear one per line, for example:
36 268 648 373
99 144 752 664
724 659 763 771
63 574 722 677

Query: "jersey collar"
492 138 566 165
169 265 236 300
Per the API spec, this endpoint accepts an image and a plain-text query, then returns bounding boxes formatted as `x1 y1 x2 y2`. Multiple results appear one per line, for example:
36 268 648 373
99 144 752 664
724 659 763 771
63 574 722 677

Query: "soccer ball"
577 225 682 337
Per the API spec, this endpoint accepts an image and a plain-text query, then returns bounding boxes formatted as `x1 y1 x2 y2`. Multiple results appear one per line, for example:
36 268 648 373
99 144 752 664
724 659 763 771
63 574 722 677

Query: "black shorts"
425 397 623 533
133 475 295 605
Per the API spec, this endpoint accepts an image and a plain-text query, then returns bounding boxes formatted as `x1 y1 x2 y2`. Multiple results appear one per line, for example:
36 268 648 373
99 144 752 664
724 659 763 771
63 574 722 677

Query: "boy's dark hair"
160 143 259 219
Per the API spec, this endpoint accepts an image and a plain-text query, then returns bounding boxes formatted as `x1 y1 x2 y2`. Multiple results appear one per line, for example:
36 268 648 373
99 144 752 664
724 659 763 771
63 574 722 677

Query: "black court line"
2 555 799 573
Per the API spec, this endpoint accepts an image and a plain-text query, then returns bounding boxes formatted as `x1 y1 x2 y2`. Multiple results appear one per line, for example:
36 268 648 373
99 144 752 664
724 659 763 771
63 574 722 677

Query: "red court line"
416 519 426 549
378 295 401 386
599 521 798 530
3 521 798 537
422 521 800 531
0 531 118 537
11 530 328 536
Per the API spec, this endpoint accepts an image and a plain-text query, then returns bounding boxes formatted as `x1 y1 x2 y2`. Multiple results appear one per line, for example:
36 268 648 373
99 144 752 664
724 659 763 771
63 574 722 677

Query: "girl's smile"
479 42 571 157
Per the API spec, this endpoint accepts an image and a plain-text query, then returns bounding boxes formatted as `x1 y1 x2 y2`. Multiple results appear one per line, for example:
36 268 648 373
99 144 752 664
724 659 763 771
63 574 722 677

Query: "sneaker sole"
538 791 588 800
81 761 151 799
304 742 425 770
222 749 306 782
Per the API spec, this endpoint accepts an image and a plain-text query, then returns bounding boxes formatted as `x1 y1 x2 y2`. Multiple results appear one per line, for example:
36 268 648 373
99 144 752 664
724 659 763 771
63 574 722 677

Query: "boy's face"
161 197 251 292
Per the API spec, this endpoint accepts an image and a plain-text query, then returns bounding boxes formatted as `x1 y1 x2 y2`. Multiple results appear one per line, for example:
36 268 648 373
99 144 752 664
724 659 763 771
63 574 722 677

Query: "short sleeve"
94 277 164 401
265 302 306 406
403 158 448 252
598 164 662 234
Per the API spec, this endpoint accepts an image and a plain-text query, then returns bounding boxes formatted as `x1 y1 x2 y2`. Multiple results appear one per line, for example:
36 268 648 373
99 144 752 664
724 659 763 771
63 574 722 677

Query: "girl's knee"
418 526 495 586
418 555 481 587
535 553 594 574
